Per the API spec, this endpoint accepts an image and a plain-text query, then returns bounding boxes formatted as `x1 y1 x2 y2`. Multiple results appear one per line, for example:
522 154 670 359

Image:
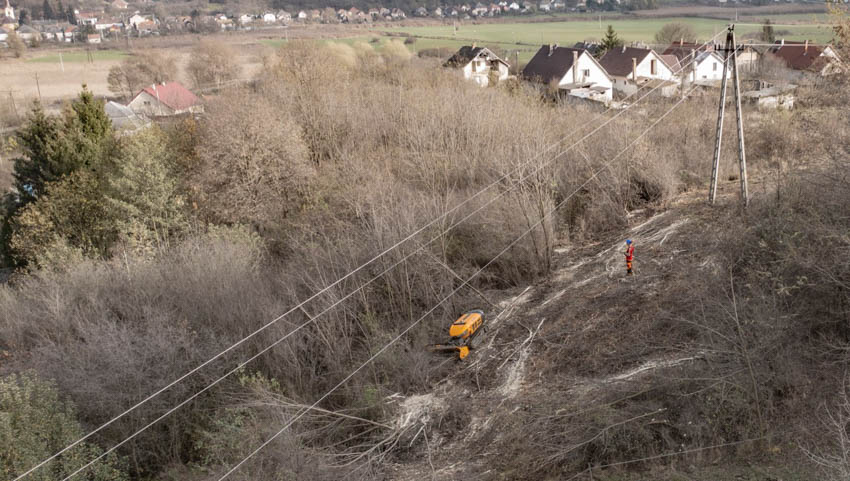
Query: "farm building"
768 40 843 78
444 45 510 87
522 44 612 102
599 46 677 97
128 82 203 117
742 83 796 110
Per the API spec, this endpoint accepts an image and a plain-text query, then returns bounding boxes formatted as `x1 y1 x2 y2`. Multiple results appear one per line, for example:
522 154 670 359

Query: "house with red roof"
128 81 203 116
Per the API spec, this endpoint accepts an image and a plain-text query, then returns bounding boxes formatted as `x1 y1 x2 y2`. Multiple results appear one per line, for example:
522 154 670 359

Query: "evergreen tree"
600 24 624 56
56 0 64 21
18 9 29 24
66 4 76 24
11 88 112 208
762 19 775 43
43 0 54 20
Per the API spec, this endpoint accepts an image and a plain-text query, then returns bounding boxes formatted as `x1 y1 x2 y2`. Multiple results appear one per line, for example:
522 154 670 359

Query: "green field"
381 14 833 62
27 50 128 63
257 13 834 65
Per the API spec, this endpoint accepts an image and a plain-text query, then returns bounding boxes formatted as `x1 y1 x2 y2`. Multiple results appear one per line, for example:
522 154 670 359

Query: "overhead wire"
20 30 726 481
213 72 718 481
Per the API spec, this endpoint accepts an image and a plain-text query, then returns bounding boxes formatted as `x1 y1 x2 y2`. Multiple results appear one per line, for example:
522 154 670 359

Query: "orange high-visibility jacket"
625 244 635 262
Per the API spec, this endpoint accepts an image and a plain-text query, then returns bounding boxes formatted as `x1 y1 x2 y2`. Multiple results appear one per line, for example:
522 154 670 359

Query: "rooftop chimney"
632 57 637 82
780 38 785 47
679 37 683 46
804 39 808 53
548 44 555 56
621 45 626 53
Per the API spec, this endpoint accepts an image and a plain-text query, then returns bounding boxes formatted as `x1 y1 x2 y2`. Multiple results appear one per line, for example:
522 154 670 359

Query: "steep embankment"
388 188 813 480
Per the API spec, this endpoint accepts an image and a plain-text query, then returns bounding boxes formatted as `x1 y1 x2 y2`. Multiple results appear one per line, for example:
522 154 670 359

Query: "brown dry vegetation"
0 37 848 481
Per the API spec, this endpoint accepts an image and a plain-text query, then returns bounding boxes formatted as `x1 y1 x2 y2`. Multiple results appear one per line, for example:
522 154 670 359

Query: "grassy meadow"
377 13 833 62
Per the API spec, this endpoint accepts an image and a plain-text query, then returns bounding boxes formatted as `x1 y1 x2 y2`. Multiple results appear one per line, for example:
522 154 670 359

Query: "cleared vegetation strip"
214 77 712 481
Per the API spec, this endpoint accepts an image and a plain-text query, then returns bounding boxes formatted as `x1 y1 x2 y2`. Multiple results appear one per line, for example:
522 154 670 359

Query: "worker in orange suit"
624 239 635 275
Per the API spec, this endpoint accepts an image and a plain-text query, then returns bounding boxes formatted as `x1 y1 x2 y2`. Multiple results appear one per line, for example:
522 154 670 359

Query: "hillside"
1 36 849 481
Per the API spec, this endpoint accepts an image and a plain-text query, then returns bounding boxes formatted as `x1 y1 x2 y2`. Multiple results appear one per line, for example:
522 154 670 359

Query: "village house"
522 44 613 102
432 6 443 17
111 0 128 9
444 45 510 87
127 13 146 28
4 0 14 19
95 17 123 31
599 46 677 97
742 82 796 110
16 24 41 43
390 8 406 19
688 51 725 84
414 6 427 16
768 39 843 78
77 12 98 25
1 16 15 31
128 82 203 117
86 33 101 43
239 14 253 24
63 24 77 41
471 2 487 15
276 10 291 23
296 10 307 21
0 26 7 42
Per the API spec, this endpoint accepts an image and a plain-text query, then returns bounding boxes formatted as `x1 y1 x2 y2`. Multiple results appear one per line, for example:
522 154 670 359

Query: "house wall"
560 53 612 101
128 91 176 116
461 57 509 87
611 52 675 96
691 54 724 82
633 53 675 81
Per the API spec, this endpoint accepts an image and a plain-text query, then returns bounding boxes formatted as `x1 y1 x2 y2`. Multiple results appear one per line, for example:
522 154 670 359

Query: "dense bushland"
1 39 847 480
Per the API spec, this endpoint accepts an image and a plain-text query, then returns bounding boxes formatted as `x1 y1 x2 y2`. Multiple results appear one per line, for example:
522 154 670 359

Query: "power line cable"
214 80 708 481
19 31 725 481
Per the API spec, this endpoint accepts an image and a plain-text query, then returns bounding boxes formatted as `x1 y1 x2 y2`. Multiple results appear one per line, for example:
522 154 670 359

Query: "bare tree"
654 22 697 46
107 50 177 99
186 39 240 89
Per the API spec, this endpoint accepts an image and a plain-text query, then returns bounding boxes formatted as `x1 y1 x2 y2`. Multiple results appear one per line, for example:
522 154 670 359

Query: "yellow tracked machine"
432 309 486 360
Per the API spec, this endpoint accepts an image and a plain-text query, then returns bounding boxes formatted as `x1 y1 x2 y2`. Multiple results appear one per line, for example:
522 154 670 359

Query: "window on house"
582 69 590 79
650 59 657 75
712 62 717 71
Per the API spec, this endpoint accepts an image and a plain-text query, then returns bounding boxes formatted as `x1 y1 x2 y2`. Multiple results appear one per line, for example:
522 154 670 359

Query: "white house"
128 82 203 117
276 10 291 23
16 24 41 43
297 10 307 20
444 45 510 87
599 46 677 97
4 0 14 19
262 12 276 22
127 13 145 27
688 51 725 83
0 27 7 42
239 14 253 24
522 44 613 102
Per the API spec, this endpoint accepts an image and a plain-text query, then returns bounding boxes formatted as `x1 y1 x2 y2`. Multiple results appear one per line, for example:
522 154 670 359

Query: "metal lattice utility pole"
709 24 749 206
